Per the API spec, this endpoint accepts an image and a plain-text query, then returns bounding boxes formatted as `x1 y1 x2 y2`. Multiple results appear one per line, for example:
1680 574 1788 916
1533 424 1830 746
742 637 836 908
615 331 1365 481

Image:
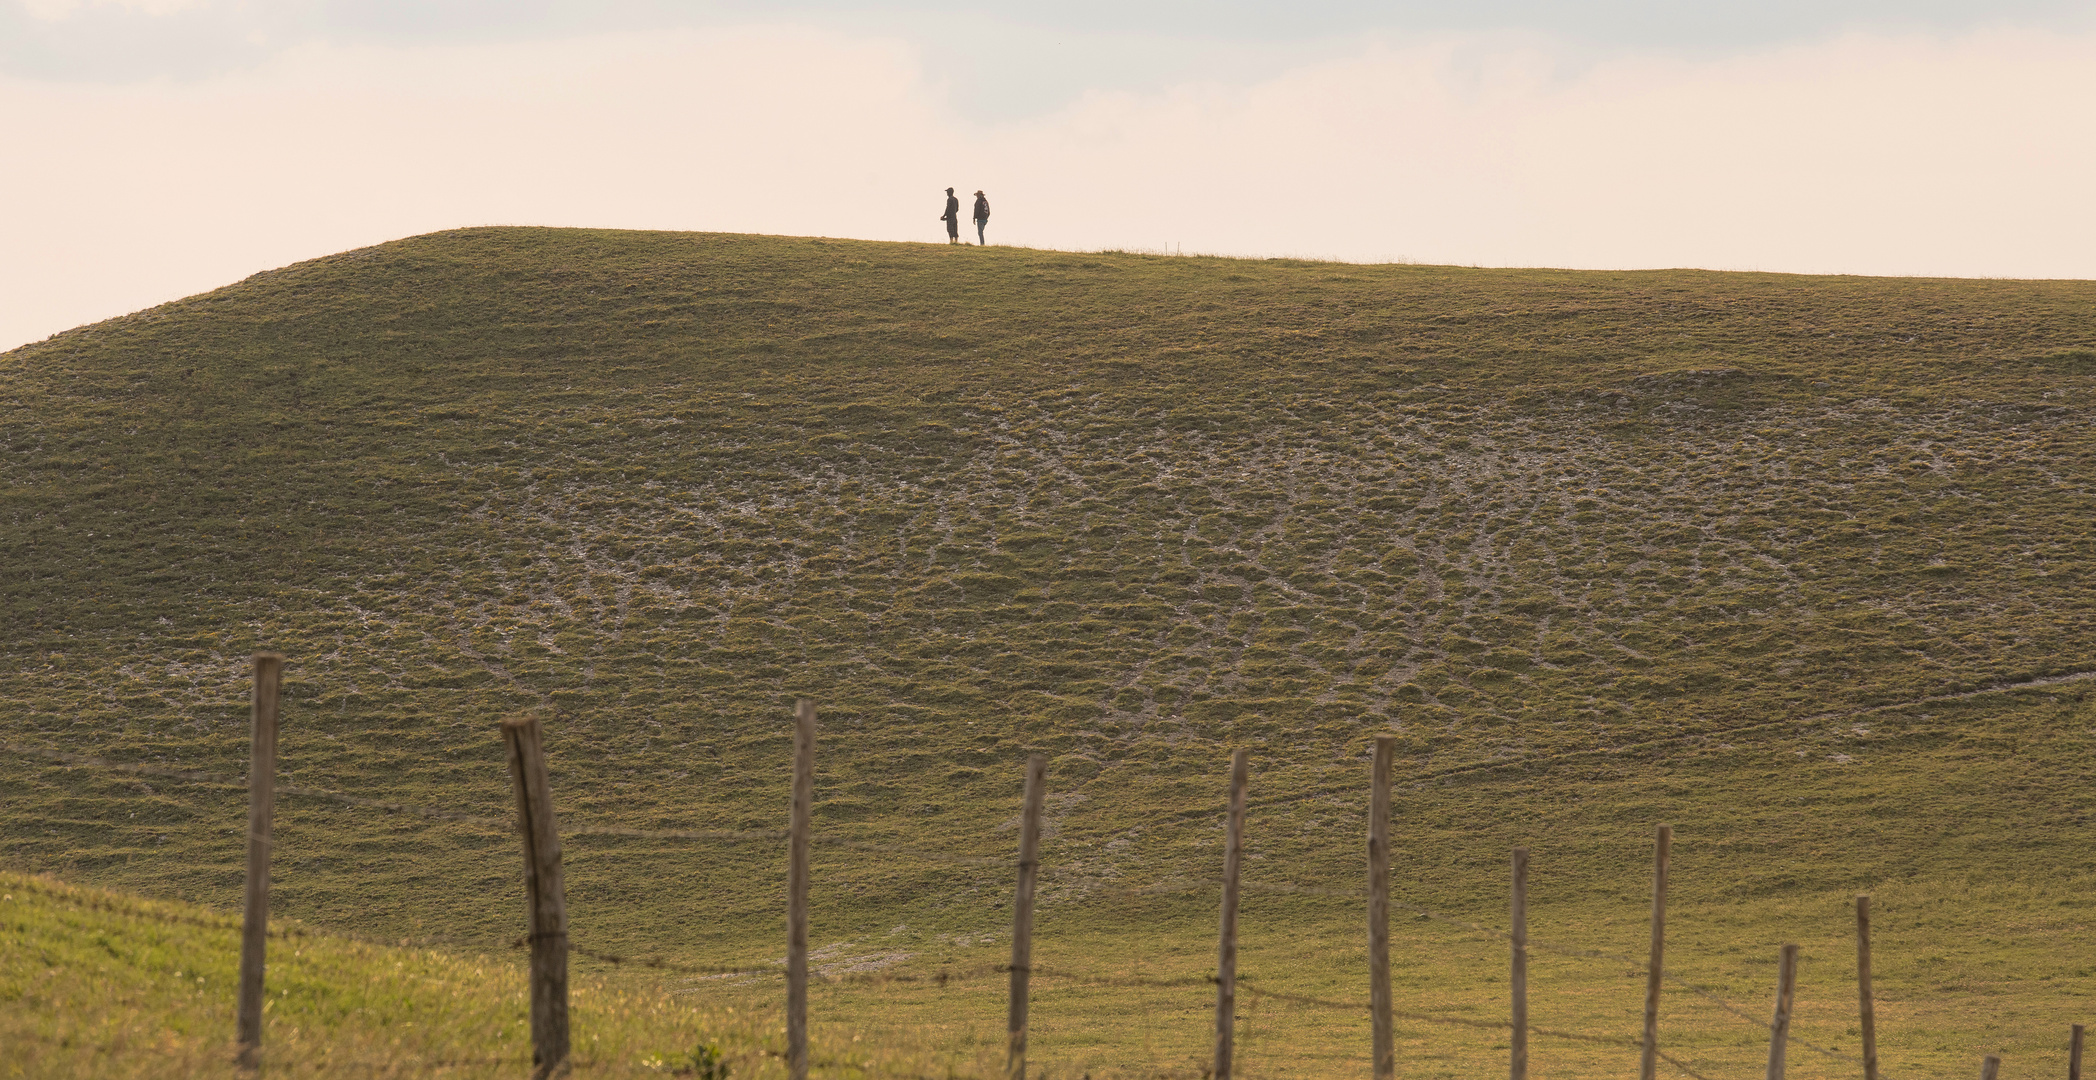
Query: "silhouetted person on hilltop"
940 188 960 244
972 190 990 245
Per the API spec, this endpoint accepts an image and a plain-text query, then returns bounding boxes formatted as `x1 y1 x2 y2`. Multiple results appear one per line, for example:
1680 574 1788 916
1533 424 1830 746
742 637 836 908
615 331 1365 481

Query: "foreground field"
0 869 716 1079
2 228 2093 1075
8 799 2094 1080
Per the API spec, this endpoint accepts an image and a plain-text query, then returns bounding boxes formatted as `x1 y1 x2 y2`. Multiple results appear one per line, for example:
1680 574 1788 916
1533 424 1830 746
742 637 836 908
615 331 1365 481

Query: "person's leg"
976 219 986 245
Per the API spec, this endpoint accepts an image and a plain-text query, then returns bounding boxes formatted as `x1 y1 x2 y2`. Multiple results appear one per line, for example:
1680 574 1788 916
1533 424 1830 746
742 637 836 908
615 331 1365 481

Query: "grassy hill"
3 228 2094 1077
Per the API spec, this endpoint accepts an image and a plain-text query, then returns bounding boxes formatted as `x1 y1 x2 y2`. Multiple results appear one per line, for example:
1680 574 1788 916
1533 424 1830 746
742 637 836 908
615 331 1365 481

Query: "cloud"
17 0 210 20
9 2 2096 106
1 23 2092 351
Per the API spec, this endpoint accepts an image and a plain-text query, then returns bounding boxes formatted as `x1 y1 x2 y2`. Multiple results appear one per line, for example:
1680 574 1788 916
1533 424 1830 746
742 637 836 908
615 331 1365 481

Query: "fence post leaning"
1766 943 1800 1080
235 652 284 1069
1641 824 1671 1080
1007 753 1048 1080
1368 735 1395 1080
502 714 570 1080
2072 1024 2085 1080
786 700 816 1080
1510 847 1529 1080
1857 895 1878 1080
1214 749 1250 1080
1980 1054 2001 1080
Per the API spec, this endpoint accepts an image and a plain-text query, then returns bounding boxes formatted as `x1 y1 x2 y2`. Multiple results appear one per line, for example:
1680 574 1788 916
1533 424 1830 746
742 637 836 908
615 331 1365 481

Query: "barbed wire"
1233 983 1719 1080
1236 877 1875 1072
567 944 1029 985
565 822 786 843
1652 1050 1720 1080
8 874 525 957
557 941 781 977
12 857 1759 1079
1035 966 1216 990
240 1057 537 1073
1038 871 1215 899
0 738 1900 1074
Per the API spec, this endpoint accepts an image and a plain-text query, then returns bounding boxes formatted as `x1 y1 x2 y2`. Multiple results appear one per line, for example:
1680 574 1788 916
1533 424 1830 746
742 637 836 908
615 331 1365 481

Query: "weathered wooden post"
1368 735 1395 1080
786 700 815 1080
1511 847 1529 1080
2072 1024 2086 1080
1007 753 1048 1080
1980 1054 2001 1080
235 652 284 1069
1766 943 1800 1080
502 713 570 1079
1214 749 1249 1080
1641 824 1671 1080
1856 895 1878 1080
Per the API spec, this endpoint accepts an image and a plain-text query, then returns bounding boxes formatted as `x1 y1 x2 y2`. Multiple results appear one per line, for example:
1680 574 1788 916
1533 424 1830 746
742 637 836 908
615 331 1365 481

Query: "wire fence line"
1232 984 1720 1080
10 871 524 957
1230 876 1879 1073
565 823 1014 869
36 869 1741 1078
2 855 1805 1080
3 736 1902 1078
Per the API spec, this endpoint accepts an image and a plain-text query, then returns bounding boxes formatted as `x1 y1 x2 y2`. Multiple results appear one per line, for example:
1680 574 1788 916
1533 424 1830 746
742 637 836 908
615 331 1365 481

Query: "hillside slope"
0 868 806 1079
2 228 2094 1075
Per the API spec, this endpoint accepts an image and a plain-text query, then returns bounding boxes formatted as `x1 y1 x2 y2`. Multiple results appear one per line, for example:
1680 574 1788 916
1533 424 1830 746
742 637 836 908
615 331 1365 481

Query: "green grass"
0 868 762 1078
2 227 2094 1076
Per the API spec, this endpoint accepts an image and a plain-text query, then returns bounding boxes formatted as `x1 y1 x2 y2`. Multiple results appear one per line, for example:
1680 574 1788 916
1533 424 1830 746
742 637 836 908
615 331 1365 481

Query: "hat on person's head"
946 187 955 194
974 190 985 195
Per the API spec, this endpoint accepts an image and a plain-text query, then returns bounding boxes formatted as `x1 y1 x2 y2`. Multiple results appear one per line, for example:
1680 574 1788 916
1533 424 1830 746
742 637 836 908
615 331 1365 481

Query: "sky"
4 1 2095 351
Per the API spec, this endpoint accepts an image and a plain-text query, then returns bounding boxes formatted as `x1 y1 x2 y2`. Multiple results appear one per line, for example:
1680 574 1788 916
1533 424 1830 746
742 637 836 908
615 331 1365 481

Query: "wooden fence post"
502 714 570 1080
1007 753 1048 1080
1856 895 1878 1080
235 652 284 1069
1214 749 1250 1080
1766 943 1799 1080
1368 735 1395 1080
1980 1054 2001 1080
1511 847 1529 1080
786 700 816 1080
1641 824 1671 1080
2071 1023 2085 1080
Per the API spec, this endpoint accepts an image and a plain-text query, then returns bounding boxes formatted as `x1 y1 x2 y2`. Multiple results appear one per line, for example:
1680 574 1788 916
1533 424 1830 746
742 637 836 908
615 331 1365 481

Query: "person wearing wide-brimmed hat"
939 188 961 244
971 190 990 246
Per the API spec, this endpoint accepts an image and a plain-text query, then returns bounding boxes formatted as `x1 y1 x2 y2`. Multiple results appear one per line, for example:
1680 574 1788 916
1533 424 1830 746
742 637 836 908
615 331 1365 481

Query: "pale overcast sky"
4 0 2094 350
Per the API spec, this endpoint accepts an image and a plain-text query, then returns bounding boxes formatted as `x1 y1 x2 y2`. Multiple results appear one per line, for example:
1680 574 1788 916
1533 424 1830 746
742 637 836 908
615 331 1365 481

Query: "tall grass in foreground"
10 865 2096 1079
1 870 942 1079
